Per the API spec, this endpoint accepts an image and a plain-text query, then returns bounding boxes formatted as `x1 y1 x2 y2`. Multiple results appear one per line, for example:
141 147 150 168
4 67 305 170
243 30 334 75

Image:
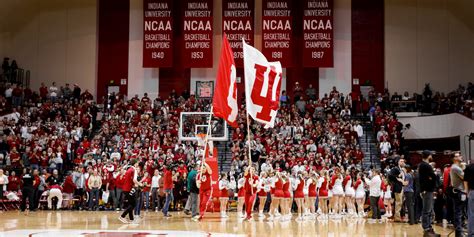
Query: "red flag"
213 34 238 128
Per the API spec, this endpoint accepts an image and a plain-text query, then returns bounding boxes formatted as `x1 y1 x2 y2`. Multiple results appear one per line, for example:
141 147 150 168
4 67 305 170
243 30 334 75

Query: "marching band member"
219 172 230 218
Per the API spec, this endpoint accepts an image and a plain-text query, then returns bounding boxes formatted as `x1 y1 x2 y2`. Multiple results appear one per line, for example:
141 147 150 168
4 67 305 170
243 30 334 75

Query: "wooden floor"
0 211 453 237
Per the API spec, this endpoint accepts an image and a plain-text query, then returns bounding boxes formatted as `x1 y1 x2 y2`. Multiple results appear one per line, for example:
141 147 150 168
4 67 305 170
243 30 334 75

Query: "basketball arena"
0 0 473 236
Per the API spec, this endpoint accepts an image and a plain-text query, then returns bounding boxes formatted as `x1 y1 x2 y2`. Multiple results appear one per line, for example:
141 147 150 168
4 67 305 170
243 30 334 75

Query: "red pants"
244 191 257 217
199 189 211 217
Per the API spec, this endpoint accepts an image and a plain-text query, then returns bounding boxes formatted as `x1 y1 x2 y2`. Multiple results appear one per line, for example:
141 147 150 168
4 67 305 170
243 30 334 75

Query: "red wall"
97 0 130 102
351 0 385 93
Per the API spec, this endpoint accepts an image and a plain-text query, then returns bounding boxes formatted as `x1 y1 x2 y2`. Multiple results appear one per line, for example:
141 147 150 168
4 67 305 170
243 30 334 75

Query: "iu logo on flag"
243 40 282 128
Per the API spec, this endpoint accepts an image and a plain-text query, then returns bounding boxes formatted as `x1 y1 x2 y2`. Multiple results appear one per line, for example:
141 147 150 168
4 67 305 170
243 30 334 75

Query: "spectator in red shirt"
113 169 125 210
140 172 151 210
162 165 176 217
7 170 20 191
62 173 77 209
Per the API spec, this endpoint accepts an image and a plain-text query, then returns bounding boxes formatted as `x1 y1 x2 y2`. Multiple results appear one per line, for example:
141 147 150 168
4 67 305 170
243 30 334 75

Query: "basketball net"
197 133 214 157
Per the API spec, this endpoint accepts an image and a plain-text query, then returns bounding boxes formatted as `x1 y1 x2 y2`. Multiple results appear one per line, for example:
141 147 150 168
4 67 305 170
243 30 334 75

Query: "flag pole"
199 105 214 181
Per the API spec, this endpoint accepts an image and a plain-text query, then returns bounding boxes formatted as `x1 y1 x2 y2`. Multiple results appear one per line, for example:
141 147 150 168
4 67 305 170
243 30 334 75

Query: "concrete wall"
385 0 474 95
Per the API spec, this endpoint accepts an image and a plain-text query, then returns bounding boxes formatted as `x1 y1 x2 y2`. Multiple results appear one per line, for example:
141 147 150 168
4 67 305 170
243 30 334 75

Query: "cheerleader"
267 171 283 221
305 171 318 219
218 172 230 218
293 171 305 221
317 169 329 219
257 171 269 218
382 177 393 218
330 167 344 218
354 172 366 217
343 169 355 217
281 172 292 221
237 174 245 218
243 166 259 220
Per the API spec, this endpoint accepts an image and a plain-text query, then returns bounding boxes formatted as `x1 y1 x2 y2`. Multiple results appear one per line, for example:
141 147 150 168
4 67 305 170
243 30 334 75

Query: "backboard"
179 112 229 141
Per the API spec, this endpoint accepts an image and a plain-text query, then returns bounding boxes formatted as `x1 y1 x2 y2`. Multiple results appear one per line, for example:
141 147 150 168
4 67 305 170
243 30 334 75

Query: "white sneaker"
118 216 129 224
258 212 264 217
267 215 274 221
191 216 200 221
129 219 140 225
296 217 303 221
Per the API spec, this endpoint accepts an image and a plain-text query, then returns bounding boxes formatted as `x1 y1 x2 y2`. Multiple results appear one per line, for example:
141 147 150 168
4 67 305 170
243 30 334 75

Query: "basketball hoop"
196 133 208 147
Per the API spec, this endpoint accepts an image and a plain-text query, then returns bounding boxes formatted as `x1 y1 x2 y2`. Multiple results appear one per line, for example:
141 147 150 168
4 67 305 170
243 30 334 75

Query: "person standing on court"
184 164 199 219
449 153 466 237
162 164 175 218
418 150 440 237
463 162 474 237
118 159 142 224
20 168 35 214
389 158 406 222
196 161 213 220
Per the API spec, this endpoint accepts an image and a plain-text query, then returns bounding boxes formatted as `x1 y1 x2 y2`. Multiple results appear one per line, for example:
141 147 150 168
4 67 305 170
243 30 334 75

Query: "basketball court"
0 211 453 237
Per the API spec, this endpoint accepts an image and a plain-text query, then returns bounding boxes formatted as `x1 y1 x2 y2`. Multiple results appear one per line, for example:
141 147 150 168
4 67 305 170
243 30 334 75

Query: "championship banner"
182 0 213 68
222 0 255 67
262 0 293 67
302 0 333 67
143 0 173 67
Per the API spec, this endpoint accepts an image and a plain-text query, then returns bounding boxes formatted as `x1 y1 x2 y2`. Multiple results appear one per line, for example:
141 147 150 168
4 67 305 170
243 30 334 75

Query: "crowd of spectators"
388 83 474 118
0 81 471 235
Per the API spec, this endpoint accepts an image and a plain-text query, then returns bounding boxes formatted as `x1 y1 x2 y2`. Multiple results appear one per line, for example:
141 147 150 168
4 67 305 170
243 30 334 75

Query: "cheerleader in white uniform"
330 167 344 218
257 171 269 217
218 173 230 218
354 172 366 217
236 175 246 218
343 169 356 216
383 178 393 217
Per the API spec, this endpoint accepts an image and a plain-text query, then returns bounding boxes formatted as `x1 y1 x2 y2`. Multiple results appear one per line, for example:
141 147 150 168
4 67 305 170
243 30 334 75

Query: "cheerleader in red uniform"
294 171 305 221
218 172 230 218
243 166 258 220
267 171 283 221
236 175 245 218
196 161 212 220
257 171 269 218
317 169 329 219
305 171 318 219
281 172 291 222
